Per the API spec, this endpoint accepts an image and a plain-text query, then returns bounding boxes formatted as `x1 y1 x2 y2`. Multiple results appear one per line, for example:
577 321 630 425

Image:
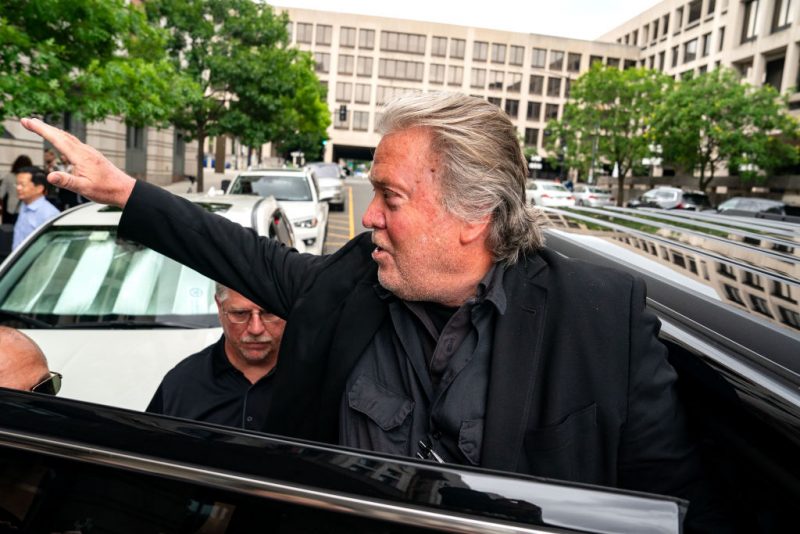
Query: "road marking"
348 186 355 238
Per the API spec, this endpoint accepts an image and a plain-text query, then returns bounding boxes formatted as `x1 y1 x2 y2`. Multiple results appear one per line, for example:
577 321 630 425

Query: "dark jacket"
120 181 699 498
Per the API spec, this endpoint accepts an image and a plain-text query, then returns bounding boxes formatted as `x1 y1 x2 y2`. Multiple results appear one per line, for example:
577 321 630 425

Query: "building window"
491 43 507 63
702 33 712 57
470 68 486 88
663 14 670 35
430 63 445 84
688 0 702 24
708 0 717 14
632 29 639 45
671 45 680 67
743 271 764 289
718 27 726 50
772 280 798 303
488 70 504 90
335 82 352 102
431 36 448 57
450 38 465 59
750 295 773 317
376 85 411 105
507 72 522 92
606 57 620 68
566 52 581 72
296 22 313 43
353 111 369 131
531 47 547 68
354 84 371 103
545 103 559 120
590 55 603 66
529 74 544 94
547 77 561 97
741 0 760 42
314 52 330 73
779 307 800 329
723 284 745 304
316 24 332 46
447 65 464 85
624 59 637 70
338 54 354 75
359 28 375 49
509 45 524 66
652 19 660 40
648 55 656 68
549 50 564 71
487 96 502 107
380 31 426 54
340 27 356 48
504 99 519 118
676 7 684 29
765 56 785 91
772 0 792 31
524 128 539 146
527 101 542 121
473 41 488 61
357 56 373 77
643 24 650 44
378 59 424 81
659 51 666 70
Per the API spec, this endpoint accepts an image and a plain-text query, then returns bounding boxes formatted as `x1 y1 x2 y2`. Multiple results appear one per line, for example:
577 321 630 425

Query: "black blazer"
120 181 700 499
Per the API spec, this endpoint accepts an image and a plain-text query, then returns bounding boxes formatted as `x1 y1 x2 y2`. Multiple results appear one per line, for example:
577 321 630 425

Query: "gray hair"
376 92 547 264
215 283 230 302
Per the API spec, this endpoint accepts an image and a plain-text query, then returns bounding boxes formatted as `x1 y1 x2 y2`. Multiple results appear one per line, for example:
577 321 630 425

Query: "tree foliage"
0 0 189 128
546 63 672 204
145 0 330 190
653 68 800 192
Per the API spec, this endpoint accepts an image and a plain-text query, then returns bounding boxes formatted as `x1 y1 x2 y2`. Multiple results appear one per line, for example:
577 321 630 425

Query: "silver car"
305 162 345 211
573 185 614 207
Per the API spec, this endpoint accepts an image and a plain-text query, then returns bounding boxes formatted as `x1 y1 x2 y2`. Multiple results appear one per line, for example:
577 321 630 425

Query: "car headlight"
294 217 318 229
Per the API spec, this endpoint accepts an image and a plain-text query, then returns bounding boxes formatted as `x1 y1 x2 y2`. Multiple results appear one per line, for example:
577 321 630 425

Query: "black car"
1 206 798 533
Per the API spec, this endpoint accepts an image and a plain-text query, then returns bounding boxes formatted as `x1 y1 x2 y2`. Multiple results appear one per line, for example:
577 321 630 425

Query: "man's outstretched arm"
21 118 135 208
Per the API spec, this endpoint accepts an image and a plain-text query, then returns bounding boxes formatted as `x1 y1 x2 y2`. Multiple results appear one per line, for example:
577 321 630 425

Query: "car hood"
22 328 222 411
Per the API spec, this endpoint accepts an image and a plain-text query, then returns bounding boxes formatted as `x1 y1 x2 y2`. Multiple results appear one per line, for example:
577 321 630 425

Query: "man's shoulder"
514 247 635 293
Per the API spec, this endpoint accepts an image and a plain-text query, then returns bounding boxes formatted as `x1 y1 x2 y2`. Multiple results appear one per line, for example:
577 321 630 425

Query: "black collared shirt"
147 335 274 431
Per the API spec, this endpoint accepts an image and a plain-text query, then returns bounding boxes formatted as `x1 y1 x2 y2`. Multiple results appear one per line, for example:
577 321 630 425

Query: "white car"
305 162 345 211
525 179 576 207
573 185 614 207
226 168 328 255
0 194 295 410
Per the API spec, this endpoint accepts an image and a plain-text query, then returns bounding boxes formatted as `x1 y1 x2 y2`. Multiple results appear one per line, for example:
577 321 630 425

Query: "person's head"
362 92 547 305
43 148 56 165
10 154 32 173
0 327 59 393
15 166 48 205
214 284 285 382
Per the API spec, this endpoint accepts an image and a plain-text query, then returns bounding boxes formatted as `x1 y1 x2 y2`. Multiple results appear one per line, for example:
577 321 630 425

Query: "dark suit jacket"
120 181 702 501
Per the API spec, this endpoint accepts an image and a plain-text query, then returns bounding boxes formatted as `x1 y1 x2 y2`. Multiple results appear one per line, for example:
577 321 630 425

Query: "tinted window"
683 193 711 207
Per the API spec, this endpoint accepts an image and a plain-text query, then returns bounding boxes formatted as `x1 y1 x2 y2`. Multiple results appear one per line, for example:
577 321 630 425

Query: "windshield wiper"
63 320 204 329
0 310 54 329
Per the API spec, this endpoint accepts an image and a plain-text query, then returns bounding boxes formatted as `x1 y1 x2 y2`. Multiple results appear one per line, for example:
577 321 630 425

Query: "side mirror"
221 179 231 192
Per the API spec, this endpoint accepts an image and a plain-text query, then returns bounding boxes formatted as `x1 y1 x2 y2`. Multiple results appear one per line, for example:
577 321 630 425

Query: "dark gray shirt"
340 265 507 465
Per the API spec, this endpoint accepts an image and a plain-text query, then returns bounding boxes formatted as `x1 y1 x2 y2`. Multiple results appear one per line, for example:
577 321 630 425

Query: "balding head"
0 327 50 391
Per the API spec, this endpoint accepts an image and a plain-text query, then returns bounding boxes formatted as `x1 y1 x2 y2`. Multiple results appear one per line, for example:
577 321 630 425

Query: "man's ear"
459 214 491 245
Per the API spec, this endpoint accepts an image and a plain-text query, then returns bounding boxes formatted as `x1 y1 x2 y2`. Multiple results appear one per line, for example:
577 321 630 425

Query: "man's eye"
231 311 250 321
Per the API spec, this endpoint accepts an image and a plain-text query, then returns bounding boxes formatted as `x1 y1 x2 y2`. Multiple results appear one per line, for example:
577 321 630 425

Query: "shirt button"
246 416 253 423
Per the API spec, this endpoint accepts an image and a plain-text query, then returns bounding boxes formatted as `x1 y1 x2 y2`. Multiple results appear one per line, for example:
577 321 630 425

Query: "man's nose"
246 312 266 333
362 195 385 229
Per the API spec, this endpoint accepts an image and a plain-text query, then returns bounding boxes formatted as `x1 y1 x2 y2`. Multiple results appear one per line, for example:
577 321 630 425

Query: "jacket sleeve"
118 181 321 317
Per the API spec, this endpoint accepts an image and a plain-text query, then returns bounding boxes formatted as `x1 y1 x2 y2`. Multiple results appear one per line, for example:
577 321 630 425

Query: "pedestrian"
147 284 286 430
21 93 725 530
0 155 32 225
12 166 60 250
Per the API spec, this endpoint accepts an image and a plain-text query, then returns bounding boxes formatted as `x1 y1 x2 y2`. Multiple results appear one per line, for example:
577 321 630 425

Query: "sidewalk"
162 169 239 194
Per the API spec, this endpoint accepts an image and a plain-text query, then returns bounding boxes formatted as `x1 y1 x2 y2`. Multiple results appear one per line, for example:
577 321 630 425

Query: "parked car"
0 195 295 410
226 168 327 255
525 179 575 207
626 186 713 211
1 204 799 533
716 196 800 222
572 185 614 207
305 162 345 211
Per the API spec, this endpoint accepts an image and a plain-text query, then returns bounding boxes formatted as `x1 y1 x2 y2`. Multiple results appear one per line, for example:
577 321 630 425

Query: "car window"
683 193 711 206
541 183 568 192
717 199 739 210
0 227 218 327
310 164 341 178
655 190 677 200
231 175 313 201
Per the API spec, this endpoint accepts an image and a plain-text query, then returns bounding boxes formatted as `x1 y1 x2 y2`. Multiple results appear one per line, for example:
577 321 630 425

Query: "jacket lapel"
481 254 548 472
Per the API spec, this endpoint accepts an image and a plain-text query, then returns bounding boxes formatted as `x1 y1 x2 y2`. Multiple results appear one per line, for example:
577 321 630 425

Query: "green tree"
654 68 799 192
546 63 672 205
145 0 330 191
0 0 189 130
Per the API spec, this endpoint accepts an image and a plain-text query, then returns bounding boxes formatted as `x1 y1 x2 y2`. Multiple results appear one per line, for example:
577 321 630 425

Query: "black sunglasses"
31 371 62 395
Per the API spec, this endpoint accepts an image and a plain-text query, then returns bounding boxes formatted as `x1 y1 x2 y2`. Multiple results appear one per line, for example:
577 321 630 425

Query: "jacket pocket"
524 403 597 481
347 374 414 450
458 419 484 466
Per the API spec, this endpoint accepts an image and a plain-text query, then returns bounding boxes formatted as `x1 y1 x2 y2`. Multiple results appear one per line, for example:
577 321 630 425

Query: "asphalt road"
323 178 373 254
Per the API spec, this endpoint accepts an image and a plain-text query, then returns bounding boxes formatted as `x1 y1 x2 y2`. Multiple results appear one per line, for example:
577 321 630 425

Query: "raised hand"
21 118 136 208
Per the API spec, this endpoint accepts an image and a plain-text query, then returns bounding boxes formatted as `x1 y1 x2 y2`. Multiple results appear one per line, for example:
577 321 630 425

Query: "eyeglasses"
223 309 282 325
31 371 62 396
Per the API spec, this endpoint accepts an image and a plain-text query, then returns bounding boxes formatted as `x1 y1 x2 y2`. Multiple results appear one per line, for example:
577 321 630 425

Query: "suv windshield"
0 227 218 328
231 174 312 201
309 164 340 179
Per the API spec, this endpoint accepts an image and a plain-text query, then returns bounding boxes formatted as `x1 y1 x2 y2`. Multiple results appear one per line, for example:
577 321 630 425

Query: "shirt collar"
22 196 49 212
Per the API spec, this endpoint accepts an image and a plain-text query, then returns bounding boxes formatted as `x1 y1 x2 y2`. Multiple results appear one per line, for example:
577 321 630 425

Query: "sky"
272 0 663 41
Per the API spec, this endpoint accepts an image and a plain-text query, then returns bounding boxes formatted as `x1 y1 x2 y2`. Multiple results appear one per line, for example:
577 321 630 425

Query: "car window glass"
311 164 340 178
655 190 677 200
232 175 313 201
542 184 568 192
0 228 218 327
